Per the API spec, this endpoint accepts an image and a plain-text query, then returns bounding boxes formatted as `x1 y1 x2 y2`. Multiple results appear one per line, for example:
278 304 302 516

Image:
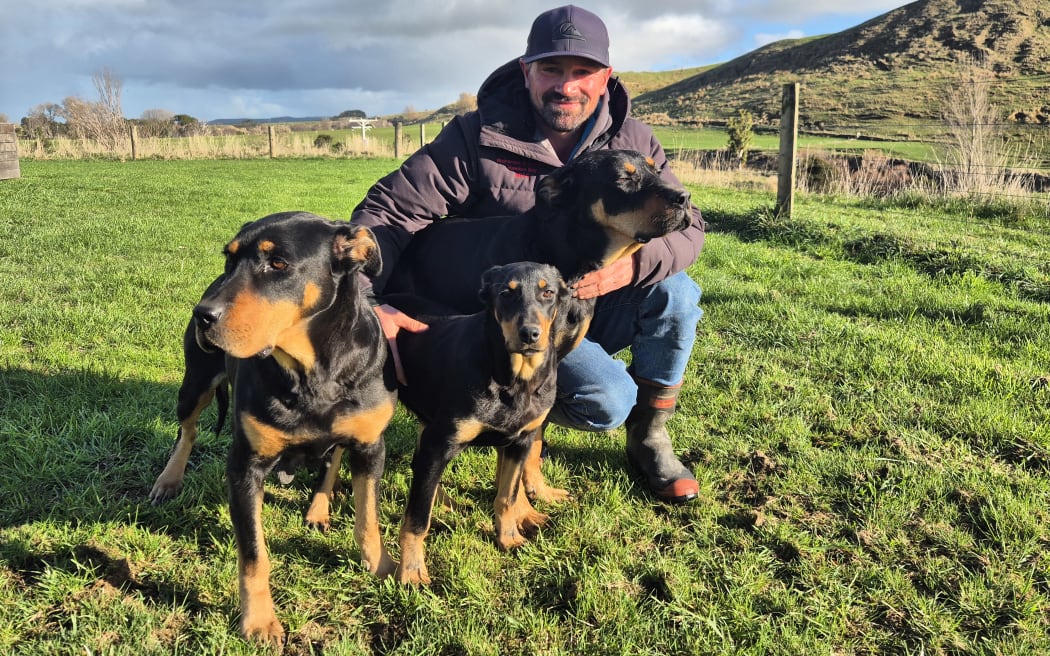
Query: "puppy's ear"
478 264 507 307
536 166 575 212
558 276 572 304
333 225 382 277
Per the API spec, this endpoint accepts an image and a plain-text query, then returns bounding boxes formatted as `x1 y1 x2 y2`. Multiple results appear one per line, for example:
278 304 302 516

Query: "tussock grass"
2 159 1049 654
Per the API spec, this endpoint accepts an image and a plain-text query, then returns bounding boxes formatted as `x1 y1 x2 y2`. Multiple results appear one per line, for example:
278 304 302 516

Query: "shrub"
726 109 754 168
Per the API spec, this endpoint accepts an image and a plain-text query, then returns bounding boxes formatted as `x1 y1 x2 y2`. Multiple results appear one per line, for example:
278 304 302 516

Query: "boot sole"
625 459 699 504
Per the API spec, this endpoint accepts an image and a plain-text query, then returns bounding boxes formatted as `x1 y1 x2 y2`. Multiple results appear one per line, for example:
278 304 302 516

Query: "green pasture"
1 158 1049 654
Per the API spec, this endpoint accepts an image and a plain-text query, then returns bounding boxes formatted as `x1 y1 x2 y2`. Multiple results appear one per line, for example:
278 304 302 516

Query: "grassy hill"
632 0 1050 131
413 0 1049 139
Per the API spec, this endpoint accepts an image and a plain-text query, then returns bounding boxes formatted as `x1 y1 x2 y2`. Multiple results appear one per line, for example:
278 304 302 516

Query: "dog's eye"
541 289 556 300
270 257 288 271
499 288 516 298
619 174 642 192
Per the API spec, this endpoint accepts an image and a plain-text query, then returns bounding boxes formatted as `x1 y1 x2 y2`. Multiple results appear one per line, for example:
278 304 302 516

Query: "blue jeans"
549 271 703 432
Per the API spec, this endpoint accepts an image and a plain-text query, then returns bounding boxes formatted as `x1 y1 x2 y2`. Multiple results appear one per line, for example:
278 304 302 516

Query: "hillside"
633 0 1050 130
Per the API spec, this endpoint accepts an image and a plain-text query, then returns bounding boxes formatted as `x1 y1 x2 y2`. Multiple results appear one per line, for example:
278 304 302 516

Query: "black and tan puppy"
385 262 570 585
187 211 397 646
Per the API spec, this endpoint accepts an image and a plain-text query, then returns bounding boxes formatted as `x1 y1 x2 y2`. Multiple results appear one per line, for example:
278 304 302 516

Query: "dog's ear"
333 225 382 277
536 166 575 212
557 276 572 304
478 264 507 307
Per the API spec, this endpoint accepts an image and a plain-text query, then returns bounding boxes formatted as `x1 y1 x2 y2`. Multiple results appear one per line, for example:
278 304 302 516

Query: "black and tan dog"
385 148 694 503
149 303 344 527
388 148 693 313
385 262 570 585
174 211 397 646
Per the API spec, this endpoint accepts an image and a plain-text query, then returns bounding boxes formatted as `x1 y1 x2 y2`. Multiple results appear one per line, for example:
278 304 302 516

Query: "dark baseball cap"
522 5 610 68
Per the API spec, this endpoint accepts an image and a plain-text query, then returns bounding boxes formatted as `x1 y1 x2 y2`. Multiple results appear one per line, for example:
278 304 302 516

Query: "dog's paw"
395 561 431 585
241 611 285 648
527 482 572 504
148 478 183 505
495 528 528 551
303 496 332 532
517 507 549 533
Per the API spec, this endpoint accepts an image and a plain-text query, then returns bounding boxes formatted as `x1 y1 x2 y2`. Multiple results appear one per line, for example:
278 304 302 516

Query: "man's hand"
573 255 636 299
374 304 429 385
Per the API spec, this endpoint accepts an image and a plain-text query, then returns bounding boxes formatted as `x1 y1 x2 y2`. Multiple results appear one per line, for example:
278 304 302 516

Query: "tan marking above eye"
538 279 548 289
258 240 275 253
508 280 519 290
226 240 240 254
624 162 637 174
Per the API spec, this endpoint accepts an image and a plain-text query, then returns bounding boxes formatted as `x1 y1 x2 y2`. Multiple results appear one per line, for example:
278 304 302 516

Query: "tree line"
8 68 390 144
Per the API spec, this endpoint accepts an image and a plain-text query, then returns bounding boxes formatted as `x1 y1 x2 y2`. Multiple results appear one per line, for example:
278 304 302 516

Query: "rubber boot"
624 378 699 503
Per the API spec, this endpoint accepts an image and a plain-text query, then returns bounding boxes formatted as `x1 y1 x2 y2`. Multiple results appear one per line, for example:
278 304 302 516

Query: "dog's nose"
519 325 542 345
675 190 690 207
193 303 222 328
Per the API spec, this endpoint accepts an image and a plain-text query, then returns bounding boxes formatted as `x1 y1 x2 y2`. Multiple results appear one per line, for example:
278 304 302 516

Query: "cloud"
0 0 913 122
610 13 736 71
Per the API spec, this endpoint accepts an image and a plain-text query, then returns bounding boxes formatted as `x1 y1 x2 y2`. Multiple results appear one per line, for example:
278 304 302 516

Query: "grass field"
1 158 1049 655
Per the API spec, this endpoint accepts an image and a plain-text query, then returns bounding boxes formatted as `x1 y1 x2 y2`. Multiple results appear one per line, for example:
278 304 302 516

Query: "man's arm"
351 117 477 294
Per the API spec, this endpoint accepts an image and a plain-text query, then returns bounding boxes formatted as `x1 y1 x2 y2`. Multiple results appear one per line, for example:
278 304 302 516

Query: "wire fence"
775 77 1050 213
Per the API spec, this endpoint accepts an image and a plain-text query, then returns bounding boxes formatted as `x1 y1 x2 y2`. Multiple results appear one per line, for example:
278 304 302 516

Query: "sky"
1 0 914 124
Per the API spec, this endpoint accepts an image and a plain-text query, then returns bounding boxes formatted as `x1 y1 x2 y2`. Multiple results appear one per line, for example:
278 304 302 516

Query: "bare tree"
60 68 127 149
940 57 1020 196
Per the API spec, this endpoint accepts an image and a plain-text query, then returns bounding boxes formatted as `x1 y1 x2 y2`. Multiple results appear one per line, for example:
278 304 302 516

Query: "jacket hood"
475 59 630 148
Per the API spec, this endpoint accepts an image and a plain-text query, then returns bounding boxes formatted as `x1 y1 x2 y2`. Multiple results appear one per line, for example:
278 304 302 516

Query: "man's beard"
538 91 590 133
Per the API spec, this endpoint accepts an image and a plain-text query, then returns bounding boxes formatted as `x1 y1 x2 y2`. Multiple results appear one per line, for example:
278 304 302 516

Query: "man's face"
521 56 612 134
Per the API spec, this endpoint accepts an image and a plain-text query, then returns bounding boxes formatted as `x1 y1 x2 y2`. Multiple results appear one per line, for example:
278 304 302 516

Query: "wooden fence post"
394 121 402 158
419 123 426 147
0 124 20 180
129 124 138 160
268 125 276 158
776 82 800 219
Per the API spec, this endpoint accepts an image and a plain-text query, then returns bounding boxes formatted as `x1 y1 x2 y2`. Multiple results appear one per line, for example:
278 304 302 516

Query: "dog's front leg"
494 436 548 551
227 440 284 647
397 428 458 585
344 438 396 577
521 427 571 504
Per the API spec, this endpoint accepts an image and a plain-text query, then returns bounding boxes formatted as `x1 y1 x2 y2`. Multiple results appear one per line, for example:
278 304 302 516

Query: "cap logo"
556 21 585 41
